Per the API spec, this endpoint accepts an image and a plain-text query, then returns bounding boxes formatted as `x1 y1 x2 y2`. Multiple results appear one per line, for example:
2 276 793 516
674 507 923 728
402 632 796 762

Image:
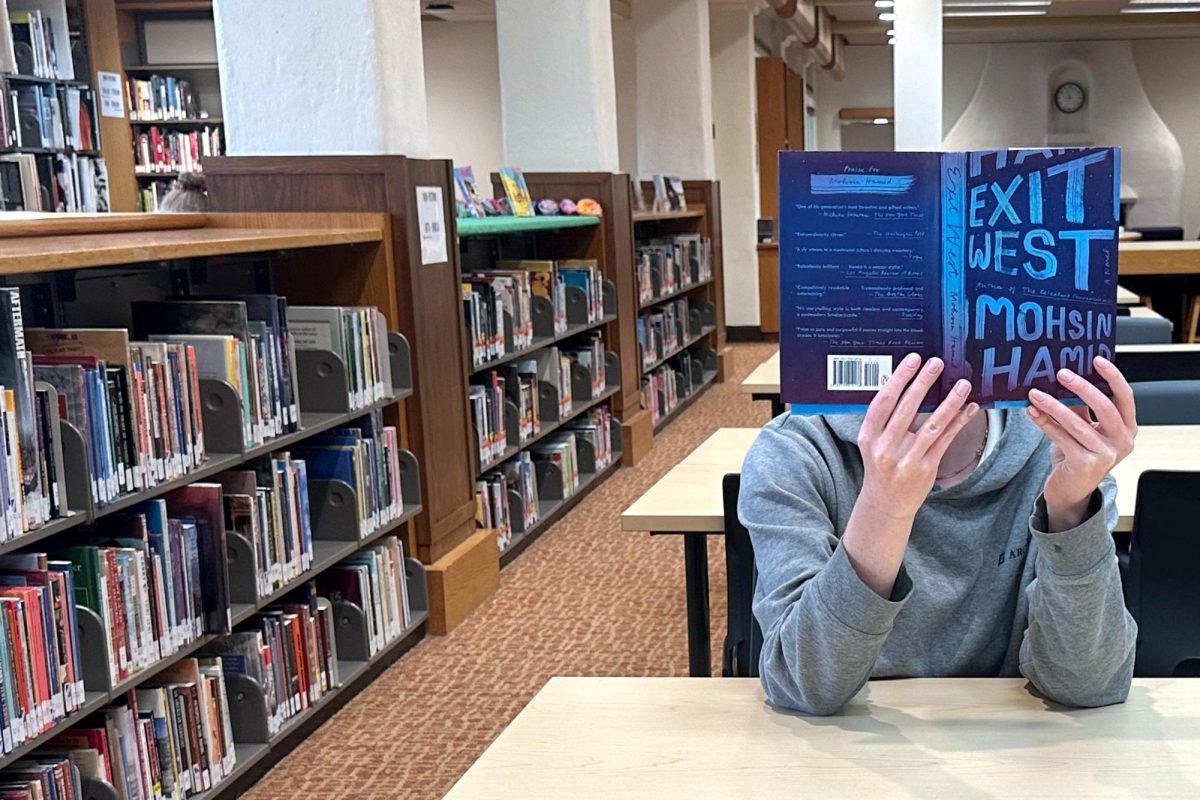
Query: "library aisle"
243 342 776 800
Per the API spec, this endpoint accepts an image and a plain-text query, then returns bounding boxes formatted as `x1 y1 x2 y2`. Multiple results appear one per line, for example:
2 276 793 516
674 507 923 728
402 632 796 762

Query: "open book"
779 147 1120 412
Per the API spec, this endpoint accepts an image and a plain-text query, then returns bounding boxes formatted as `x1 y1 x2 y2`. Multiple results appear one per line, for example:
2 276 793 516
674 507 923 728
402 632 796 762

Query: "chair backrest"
1129 226 1184 241
1130 381 1200 425
722 473 763 678
1117 316 1173 345
1127 470 1200 677
1116 345 1200 383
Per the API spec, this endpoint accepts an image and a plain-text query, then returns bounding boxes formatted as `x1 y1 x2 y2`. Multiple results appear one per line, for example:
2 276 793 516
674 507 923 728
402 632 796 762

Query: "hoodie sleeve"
739 419 911 716
1019 475 1137 707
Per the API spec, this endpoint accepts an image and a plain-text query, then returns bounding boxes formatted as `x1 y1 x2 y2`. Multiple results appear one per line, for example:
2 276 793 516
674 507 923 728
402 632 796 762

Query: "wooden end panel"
426 528 500 635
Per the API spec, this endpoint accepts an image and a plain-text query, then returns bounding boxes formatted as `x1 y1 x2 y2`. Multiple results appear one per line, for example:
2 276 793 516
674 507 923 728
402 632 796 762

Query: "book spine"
940 151 968 395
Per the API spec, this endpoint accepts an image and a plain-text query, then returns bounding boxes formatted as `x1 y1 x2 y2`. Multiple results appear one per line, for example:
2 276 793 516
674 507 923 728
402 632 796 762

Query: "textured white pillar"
495 0 619 171
711 5 760 326
213 0 429 156
893 0 942 150
634 0 716 178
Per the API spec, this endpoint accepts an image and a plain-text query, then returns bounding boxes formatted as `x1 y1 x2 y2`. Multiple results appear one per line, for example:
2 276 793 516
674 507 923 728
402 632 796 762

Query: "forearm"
1020 491 1136 707
760 545 911 715
840 492 916 597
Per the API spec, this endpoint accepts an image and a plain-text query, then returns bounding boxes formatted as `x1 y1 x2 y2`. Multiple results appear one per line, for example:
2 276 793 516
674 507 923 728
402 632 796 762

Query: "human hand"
857 353 980 521
1025 356 1137 532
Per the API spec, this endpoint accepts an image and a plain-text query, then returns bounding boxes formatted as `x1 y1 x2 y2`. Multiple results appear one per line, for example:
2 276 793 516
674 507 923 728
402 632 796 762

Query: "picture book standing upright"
778 148 1120 412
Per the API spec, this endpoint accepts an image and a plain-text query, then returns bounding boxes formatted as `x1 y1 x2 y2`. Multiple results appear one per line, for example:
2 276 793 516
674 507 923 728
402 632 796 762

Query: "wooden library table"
1119 240 1200 276
444 676 1200 799
621 425 1200 676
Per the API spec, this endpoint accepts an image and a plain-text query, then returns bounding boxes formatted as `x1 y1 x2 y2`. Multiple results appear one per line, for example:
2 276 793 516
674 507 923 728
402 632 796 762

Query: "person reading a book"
739 354 1137 715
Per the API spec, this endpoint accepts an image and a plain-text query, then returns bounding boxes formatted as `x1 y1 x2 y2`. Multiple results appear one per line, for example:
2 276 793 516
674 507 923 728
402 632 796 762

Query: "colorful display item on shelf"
536 198 560 215
577 198 603 216
559 198 578 215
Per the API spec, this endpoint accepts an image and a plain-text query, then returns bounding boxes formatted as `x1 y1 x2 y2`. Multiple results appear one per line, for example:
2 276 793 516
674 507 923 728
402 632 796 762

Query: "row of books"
135 179 173 213
7 8 67 80
642 356 707 425
475 405 616 551
127 76 207 122
468 374 509 468
0 152 109 213
2 82 99 151
45 657 238 800
133 126 223 176
463 259 605 368
636 234 713 306
637 299 692 371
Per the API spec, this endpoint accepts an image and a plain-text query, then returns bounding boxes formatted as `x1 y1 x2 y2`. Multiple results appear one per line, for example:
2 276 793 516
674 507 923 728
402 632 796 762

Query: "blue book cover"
779 148 1120 411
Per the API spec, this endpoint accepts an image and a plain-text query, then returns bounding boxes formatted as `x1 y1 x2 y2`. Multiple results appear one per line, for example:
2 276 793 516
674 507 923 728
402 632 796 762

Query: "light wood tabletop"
1117 284 1141 304
740 343 1200 397
1120 240 1200 276
443 676 1200 799
620 424 1200 535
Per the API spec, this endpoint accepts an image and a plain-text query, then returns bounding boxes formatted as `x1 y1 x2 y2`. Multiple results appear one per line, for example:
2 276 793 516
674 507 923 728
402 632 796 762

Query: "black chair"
1116 315 1173 345
1130 380 1200 424
722 473 763 678
1124 470 1200 677
1116 346 1200 383
1129 226 1184 241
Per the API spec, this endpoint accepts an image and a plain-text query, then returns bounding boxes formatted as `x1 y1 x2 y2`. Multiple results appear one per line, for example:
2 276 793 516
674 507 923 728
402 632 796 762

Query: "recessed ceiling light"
1121 4 1200 10
886 27 896 35
873 117 890 125
944 0 1049 5
944 9 1048 15
874 0 894 6
1129 0 1200 3
887 37 896 45
879 11 896 20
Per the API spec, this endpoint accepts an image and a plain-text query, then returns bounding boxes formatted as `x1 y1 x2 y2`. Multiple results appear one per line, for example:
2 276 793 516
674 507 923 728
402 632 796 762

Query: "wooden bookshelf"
631 180 728 449
0 211 429 797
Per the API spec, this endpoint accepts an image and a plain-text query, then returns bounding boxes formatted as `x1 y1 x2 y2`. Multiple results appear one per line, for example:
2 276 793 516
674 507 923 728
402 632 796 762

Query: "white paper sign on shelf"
416 186 448 265
97 71 125 118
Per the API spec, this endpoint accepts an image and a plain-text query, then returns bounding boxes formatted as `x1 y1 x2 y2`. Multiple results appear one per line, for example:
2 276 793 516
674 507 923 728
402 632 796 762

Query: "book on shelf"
29 327 207 508
290 409 406 541
133 125 223 175
556 259 605 324
286 306 390 412
468 373 507 468
452 165 485 219
496 260 566 336
461 269 535 367
316 536 411 655
650 175 686 213
7 5 71 80
525 348 571 421
529 434 580 498
636 235 712 304
126 75 207 122
0 752 95 800
561 331 606 400
476 451 538 551
2 80 99 151
562 404 615 472
497 167 533 217
777 148 1120 411
136 179 174 213
0 152 109 213
641 354 703 425
0 551 86 752
217 453 314 602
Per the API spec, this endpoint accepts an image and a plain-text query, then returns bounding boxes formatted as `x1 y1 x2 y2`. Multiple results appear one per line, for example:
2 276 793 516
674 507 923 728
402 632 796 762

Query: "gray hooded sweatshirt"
738 410 1136 716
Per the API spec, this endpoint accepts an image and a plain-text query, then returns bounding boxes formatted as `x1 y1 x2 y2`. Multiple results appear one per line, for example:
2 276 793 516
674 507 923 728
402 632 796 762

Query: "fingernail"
967 403 980 418
1095 355 1112 369
1027 405 1041 419
905 353 920 367
955 379 969 397
1030 388 1047 402
927 358 943 374
1057 369 1074 383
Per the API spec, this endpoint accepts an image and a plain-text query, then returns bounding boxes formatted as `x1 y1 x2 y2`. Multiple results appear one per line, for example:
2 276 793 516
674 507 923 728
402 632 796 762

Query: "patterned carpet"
243 342 777 800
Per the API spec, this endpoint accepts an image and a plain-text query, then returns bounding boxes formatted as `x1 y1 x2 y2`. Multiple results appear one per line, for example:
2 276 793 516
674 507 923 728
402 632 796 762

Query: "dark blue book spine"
940 151 967 396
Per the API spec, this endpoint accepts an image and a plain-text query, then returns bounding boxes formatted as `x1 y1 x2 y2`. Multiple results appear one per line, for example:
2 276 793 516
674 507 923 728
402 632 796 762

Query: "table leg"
683 533 711 677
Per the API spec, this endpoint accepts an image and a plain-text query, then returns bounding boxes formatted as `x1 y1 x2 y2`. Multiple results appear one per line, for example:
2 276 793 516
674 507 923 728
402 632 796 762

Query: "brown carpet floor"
243 342 777 800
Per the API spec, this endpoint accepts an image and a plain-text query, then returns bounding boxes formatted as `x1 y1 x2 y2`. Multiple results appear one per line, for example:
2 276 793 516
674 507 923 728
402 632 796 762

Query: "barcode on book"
827 355 892 391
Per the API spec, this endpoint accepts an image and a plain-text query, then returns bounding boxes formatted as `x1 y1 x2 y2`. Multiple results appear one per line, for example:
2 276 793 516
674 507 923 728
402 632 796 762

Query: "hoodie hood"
819 409 1049 500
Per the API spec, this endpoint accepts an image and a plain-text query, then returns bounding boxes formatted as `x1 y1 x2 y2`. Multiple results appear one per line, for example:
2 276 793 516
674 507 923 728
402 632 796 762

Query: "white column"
710 4 760 326
892 0 942 150
494 0 619 171
634 0 716 178
213 0 429 156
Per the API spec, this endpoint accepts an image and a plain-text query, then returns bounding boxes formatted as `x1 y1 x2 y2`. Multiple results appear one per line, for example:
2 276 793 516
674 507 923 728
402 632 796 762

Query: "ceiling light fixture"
1121 4 1200 10
873 117 891 125
944 9 1048 15
874 0 894 6
879 11 896 20
944 0 1049 5
886 27 896 35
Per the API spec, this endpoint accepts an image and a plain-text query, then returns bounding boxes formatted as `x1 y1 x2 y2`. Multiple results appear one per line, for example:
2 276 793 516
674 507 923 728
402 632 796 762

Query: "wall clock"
1054 82 1086 114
